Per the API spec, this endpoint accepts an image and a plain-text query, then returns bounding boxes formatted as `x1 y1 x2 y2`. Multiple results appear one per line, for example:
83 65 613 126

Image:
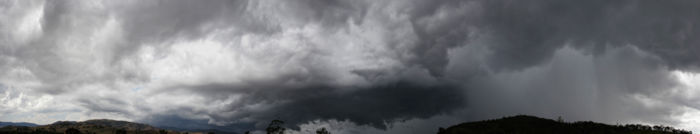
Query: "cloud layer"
2 0 700 133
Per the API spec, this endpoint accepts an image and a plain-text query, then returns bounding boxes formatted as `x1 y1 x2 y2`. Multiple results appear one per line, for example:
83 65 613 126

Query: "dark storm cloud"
4 0 700 133
80 0 700 131
268 82 463 129
113 0 474 129
456 45 684 125
475 0 700 71
403 0 480 77
436 0 700 130
238 81 462 129
153 69 465 129
140 114 257 133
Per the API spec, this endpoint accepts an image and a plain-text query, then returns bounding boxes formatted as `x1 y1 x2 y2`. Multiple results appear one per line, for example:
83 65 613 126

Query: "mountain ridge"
0 121 38 127
438 115 692 134
0 119 227 134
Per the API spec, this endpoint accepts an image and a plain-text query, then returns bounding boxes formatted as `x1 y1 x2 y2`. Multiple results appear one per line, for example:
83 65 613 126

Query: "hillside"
0 122 38 127
0 119 217 134
438 115 692 134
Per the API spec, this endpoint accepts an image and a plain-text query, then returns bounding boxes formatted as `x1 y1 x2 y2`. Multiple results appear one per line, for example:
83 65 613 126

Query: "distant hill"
0 122 38 127
0 119 219 134
157 126 239 134
438 115 692 134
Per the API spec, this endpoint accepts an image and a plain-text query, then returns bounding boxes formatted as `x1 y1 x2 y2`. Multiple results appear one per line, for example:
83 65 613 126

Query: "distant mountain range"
438 115 692 134
2 115 693 134
0 119 234 134
0 122 38 127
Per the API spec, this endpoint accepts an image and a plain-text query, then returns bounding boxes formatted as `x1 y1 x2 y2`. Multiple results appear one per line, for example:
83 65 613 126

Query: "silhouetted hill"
0 119 219 134
438 115 692 134
48 119 159 131
0 122 38 127
157 126 239 134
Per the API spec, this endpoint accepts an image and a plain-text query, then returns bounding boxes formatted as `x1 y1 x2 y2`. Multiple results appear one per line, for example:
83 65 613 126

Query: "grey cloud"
1 0 118 94
3 0 700 133
118 0 248 41
268 0 369 28
455 45 685 126
112 0 253 62
121 0 474 129
474 0 700 71
247 81 464 129
140 114 255 132
161 76 465 129
405 0 480 77
113 0 370 60
77 97 132 117
440 0 700 128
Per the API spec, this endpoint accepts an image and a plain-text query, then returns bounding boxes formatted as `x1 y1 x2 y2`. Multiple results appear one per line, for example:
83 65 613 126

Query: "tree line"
242 119 331 134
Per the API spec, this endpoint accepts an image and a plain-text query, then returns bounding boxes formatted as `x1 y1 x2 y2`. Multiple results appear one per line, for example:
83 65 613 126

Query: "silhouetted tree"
65 128 81 134
557 116 563 122
266 119 286 134
316 128 330 134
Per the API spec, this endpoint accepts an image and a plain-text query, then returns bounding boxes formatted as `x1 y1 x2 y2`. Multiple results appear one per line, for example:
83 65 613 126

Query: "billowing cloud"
2 0 700 133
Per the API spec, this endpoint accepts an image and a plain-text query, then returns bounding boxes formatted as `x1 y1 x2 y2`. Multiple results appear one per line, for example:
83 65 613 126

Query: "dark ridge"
438 115 692 134
157 126 239 134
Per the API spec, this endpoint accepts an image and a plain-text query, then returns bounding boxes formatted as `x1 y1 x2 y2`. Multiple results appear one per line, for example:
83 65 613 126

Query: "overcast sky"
2 0 700 133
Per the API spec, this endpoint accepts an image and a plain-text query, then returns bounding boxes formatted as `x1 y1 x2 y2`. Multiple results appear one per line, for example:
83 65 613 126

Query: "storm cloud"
2 0 700 133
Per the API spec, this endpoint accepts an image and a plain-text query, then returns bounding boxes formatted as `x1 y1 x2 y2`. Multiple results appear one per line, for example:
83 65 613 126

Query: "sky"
1 0 700 133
